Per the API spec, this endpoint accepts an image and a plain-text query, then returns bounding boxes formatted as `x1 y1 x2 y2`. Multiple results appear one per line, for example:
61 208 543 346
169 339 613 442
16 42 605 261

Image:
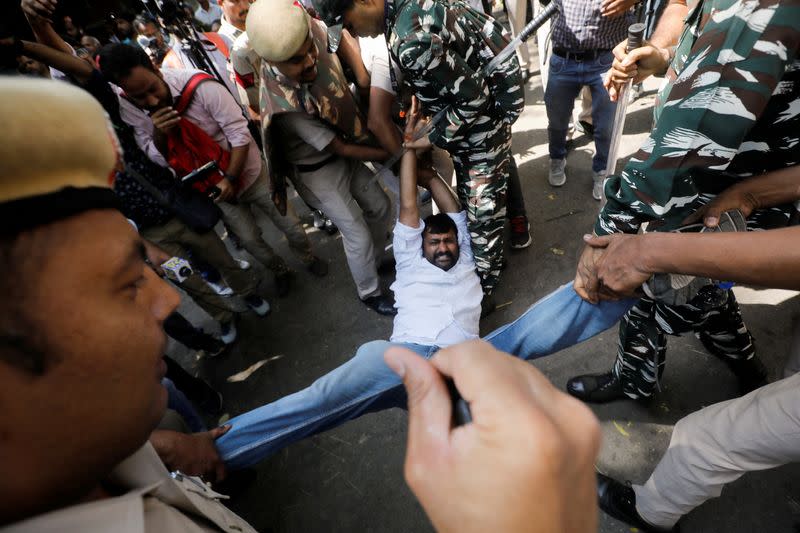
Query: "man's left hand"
573 241 607 304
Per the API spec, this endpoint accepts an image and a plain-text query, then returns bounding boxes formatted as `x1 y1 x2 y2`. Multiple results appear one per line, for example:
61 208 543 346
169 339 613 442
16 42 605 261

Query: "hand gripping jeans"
216 283 636 469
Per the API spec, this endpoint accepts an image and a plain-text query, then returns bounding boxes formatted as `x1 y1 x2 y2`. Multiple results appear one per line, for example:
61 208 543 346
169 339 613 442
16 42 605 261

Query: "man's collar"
220 15 244 35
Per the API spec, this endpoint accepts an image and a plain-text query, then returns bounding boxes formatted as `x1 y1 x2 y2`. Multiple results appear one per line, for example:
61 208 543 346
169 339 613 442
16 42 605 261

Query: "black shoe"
698 333 768 394
323 217 339 235
509 215 532 249
307 256 329 277
274 271 294 298
597 473 676 532
566 371 627 403
363 293 397 316
577 119 595 135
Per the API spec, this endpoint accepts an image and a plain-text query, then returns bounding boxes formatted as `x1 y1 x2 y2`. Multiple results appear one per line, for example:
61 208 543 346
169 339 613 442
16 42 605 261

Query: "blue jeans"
544 51 617 173
216 284 635 469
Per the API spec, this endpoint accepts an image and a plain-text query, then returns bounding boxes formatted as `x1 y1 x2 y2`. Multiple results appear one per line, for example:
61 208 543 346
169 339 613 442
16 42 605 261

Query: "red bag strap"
174 72 217 113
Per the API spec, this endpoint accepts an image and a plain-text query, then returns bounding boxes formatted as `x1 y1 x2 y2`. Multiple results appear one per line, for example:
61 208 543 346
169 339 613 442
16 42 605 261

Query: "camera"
161 257 193 283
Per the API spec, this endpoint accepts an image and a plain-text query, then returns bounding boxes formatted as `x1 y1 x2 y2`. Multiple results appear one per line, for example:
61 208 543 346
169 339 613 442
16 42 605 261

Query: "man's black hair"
96 43 154 86
422 213 458 238
316 0 355 25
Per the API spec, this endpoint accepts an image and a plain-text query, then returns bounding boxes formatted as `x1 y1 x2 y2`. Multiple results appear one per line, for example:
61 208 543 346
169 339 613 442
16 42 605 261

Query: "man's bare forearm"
643 227 800 290
25 13 75 55
731 166 800 210
649 0 689 48
428 175 460 214
19 40 93 84
399 150 420 226
368 88 403 154
326 137 390 162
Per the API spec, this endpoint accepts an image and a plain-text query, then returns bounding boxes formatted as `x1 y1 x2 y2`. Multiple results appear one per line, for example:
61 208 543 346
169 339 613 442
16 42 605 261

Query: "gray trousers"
218 167 313 274
634 319 800 528
142 216 257 323
293 157 391 299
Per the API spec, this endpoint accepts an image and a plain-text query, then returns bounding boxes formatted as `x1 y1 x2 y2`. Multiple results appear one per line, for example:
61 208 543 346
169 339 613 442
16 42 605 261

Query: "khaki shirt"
2 443 257 533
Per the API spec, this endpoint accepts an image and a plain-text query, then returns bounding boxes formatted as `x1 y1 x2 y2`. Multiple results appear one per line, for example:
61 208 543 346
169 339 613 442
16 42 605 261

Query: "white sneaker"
549 158 567 187
220 320 238 345
592 171 605 201
206 278 233 296
235 258 251 270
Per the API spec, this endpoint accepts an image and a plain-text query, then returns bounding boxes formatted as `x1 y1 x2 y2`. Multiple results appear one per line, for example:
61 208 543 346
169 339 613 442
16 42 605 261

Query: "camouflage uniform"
386 0 525 294
597 0 800 398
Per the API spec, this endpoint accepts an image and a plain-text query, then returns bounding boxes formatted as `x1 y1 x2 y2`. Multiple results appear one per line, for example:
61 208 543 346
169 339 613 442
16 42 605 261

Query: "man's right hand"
151 106 181 136
151 426 231 483
604 39 671 102
384 340 600 533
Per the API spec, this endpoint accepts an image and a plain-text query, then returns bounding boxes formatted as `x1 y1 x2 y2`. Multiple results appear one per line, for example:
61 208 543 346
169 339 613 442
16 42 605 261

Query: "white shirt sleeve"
393 219 424 270
370 47 396 95
447 211 473 262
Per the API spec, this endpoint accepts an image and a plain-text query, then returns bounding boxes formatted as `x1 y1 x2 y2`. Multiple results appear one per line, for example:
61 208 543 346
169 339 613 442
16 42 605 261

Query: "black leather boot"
566 371 627 403
597 473 678 532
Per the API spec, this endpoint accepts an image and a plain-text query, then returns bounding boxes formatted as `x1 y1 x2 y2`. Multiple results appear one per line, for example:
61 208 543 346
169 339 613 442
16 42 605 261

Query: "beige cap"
0 77 118 204
248 0 311 62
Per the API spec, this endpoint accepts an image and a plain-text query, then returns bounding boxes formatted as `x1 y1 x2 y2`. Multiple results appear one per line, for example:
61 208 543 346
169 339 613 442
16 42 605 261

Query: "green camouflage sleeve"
596 0 800 236
396 34 491 145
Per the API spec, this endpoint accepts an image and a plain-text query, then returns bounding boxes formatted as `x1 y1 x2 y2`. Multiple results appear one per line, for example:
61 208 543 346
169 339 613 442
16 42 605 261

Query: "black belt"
295 154 337 173
552 48 610 61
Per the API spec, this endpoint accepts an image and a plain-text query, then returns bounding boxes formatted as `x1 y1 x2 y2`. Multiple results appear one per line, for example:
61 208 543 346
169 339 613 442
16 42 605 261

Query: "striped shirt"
550 0 633 51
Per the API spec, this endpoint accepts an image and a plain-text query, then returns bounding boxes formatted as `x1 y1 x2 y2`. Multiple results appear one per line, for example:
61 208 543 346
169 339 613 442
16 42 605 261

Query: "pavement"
169 42 800 533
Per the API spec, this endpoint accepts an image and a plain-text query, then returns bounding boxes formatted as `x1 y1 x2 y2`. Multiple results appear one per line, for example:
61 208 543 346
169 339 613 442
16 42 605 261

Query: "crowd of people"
1 0 799 531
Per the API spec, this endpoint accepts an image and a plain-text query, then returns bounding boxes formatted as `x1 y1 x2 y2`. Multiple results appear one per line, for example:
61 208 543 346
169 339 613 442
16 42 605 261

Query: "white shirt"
2 443 256 533
389 211 482 347
217 17 244 50
194 3 223 28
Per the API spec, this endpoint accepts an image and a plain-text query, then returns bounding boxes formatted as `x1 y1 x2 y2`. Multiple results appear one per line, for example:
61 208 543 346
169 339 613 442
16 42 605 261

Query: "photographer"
100 43 329 299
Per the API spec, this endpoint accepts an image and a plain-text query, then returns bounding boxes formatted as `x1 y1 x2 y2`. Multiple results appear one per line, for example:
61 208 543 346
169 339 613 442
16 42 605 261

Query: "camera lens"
179 266 193 278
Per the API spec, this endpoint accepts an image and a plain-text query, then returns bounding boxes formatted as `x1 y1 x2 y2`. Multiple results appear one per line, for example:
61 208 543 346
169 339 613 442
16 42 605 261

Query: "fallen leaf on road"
547 193 556 201
613 420 630 437
227 355 284 382
550 247 565 256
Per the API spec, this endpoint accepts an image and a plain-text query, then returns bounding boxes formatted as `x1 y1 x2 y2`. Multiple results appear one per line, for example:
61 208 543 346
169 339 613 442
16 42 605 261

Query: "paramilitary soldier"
319 0 533 297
